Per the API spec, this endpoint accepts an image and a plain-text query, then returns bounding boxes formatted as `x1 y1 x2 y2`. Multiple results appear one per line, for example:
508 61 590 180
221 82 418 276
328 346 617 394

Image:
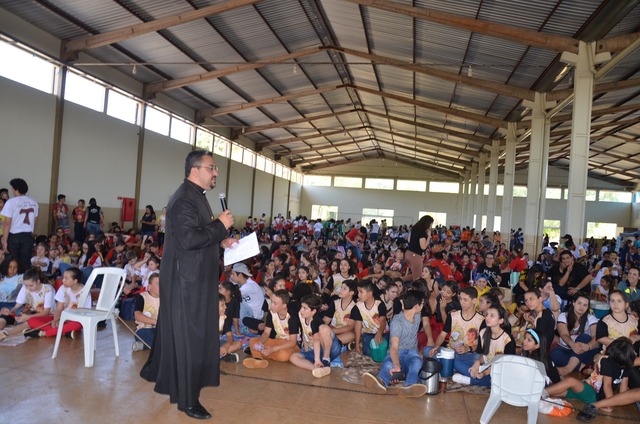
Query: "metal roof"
1 0 639 186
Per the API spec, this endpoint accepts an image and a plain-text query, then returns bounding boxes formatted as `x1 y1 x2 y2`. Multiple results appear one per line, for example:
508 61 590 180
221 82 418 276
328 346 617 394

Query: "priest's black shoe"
179 403 212 420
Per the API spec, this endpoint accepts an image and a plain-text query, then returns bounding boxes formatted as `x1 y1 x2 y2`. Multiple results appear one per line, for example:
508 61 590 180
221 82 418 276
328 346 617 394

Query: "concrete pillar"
486 140 500 234
561 41 605 244
475 154 486 231
501 123 517 240
523 92 553 257
464 171 471 227
469 162 478 230
459 179 466 228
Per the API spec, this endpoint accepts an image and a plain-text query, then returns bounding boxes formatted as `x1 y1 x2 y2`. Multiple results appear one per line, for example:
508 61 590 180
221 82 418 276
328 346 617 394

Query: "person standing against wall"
140 150 236 420
1 178 38 273
84 198 103 237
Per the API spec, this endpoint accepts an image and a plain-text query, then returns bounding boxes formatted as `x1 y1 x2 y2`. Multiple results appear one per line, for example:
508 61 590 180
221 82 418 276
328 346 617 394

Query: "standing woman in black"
405 215 434 282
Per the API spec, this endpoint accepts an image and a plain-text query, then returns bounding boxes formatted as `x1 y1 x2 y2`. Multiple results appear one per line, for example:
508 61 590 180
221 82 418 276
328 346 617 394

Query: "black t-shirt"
476 264 501 287
408 226 427 255
434 297 460 323
597 357 629 400
548 262 590 300
532 309 556 351
223 297 240 333
87 205 101 224
141 213 156 232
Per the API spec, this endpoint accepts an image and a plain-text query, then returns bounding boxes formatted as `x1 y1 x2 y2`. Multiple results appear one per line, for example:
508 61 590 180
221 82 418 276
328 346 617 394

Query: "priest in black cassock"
141 150 236 420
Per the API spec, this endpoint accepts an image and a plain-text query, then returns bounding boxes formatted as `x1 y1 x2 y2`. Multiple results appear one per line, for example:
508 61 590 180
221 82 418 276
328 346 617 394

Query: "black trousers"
8 232 34 273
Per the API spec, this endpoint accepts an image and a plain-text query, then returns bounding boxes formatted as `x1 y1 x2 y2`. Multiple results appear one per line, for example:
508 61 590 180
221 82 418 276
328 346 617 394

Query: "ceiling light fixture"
132 64 137 75
467 65 472 77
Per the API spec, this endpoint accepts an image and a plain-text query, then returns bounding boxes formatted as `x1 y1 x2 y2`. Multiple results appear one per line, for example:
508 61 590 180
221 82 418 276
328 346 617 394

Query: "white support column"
459 180 466 228
501 123 517 240
487 140 500 235
462 171 470 227
475 154 486 231
523 92 553 257
561 41 605 244
470 162 478 229
464 172 471 227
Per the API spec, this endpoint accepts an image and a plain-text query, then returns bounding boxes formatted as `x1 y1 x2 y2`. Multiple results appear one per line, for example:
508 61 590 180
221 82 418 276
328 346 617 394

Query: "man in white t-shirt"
231 262 265 325
1 178 38 272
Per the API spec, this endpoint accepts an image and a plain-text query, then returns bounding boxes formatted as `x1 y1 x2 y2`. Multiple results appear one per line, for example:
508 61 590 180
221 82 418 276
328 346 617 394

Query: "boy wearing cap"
231 262 265 325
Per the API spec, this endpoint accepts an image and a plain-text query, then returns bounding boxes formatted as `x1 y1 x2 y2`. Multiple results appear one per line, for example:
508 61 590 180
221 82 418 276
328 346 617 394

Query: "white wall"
0 77 56 206
139 131 192 211
228 160 254 216
272 178 290 218
253 170 273 218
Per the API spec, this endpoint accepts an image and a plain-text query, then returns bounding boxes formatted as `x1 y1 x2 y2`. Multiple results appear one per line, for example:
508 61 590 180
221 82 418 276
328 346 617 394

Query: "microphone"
219 192 228 211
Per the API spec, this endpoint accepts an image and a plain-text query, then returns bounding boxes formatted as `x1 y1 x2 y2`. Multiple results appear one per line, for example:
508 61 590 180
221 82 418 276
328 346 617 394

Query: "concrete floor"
1 322 638 424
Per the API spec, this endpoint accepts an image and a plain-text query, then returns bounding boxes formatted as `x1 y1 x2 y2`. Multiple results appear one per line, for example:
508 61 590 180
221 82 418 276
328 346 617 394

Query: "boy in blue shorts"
290 294 342 378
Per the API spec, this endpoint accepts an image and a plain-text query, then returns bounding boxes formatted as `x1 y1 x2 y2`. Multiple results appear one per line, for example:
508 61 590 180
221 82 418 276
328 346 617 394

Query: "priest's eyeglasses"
195 164 219 172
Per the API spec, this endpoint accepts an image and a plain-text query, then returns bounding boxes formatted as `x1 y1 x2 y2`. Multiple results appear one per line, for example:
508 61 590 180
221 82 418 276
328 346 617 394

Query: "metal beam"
345 0 579 53
353 85 507 128
374 138 471 169
332 46 535 101
363 109 495 146
200 84 346 118
293 147 379 165
233 108 356 138
380 154 463 180
548 76 640 102
258 126 368 148
302 156 374 171
62 0 261 60
518 102 640 129
145 45 326 97
372 127 475 158
278 139 369 158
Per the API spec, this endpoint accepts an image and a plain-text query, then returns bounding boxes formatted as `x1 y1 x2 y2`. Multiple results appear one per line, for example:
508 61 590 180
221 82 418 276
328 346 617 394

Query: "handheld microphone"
219 192 228 211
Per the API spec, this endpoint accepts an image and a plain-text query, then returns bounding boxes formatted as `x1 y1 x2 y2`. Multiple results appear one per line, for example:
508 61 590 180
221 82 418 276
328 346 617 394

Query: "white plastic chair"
479 355 547 424
52 267 127 367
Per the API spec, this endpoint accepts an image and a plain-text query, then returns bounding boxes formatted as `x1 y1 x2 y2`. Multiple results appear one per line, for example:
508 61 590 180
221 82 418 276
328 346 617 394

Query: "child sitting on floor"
1 268 54 339
290 294 342 378
132 272 160 351
452 305 515 387
243 289 300 369
545 337 635 411
25 267 89 338
323 279 357 348
363 290 429 398
352 280 388 357
219 298 241 363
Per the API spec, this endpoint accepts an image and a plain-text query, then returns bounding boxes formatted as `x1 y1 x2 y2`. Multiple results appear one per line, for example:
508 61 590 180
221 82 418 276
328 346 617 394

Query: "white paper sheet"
223 232 260 265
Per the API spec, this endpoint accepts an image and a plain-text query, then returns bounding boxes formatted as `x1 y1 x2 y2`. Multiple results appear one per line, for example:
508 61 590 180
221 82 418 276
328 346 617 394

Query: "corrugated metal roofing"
1 0 638 184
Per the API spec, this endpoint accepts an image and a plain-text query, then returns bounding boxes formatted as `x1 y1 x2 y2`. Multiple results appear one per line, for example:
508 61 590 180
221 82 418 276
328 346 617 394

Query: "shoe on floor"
398 384 428 398
221 353 239 363
132 341 144 352
452 373 471 385
576 404 598 423
347 341 356 351
23 329 40 338
362 372 387 394
312 367 331 378
243 346 252 355
243 358 269 369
